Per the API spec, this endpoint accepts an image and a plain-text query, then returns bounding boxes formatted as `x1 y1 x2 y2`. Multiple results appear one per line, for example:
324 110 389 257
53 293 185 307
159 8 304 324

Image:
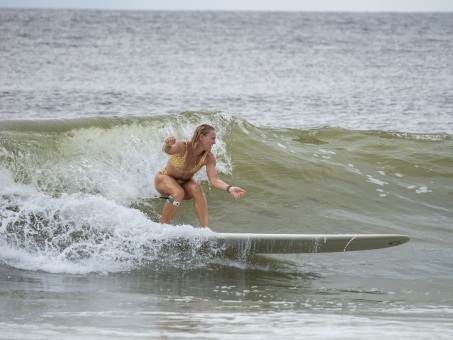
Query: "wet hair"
191 124 215 148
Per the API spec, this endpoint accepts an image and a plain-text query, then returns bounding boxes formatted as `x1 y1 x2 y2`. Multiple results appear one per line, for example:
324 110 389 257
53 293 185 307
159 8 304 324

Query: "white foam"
376 189 388 197
366 175 388 186
416 186 432 194
0 191 220 274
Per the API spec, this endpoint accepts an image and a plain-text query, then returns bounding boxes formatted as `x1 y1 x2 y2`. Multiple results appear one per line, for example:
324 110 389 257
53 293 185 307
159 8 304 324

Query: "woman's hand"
165 136 176 146
163 136 177 154
229 186 246 199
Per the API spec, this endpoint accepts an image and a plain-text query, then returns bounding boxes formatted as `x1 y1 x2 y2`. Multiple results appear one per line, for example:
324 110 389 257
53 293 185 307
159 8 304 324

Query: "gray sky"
1 0 452 12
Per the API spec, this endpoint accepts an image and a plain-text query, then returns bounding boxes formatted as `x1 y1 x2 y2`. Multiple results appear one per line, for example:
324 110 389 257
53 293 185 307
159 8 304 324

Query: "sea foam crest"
0 191 221 274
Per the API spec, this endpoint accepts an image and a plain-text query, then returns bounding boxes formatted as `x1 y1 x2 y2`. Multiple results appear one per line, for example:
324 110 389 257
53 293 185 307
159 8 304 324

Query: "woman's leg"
154 173 185 224
182 180 208 227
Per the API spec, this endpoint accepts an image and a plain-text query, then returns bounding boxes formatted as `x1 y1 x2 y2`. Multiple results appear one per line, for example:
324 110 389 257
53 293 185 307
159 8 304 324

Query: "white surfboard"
212 233 410 254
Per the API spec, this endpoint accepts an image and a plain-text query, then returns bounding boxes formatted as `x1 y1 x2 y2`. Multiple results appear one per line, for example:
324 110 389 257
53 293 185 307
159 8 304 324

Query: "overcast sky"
1 0 452 12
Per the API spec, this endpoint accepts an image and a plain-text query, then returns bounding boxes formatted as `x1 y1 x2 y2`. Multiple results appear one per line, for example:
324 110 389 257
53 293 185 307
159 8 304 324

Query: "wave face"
1 112 452 273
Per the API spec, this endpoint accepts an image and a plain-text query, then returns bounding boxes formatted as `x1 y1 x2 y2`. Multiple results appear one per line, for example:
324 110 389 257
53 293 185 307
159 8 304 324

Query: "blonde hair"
191 124 215 149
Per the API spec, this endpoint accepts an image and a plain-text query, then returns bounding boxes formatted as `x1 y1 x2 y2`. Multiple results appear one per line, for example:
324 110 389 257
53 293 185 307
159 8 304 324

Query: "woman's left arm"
206 155 246 199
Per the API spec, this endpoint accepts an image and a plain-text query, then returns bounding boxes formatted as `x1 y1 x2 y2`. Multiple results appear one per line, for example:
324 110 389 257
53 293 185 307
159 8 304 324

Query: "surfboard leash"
13 192 169 200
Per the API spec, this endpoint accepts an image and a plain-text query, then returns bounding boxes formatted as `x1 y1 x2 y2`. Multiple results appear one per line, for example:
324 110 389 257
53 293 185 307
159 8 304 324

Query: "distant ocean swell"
0 112 452 273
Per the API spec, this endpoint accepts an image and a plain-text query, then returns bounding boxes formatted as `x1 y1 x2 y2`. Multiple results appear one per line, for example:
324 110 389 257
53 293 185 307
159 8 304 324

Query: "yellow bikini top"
169 141 208 174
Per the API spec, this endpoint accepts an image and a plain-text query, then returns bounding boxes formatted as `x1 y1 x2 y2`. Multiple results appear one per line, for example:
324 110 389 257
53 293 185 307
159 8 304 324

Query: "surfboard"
212 233 410 255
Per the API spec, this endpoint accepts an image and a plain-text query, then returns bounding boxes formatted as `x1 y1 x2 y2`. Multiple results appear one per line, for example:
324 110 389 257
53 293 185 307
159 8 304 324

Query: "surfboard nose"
215 233 410 255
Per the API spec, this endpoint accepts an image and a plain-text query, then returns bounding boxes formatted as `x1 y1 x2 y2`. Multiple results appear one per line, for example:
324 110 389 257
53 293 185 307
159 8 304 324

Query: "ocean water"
1 9 453 339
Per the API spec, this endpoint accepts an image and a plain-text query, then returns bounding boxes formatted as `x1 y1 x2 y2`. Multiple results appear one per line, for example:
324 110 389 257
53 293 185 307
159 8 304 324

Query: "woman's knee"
184 182 204 199
171 187 185 201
